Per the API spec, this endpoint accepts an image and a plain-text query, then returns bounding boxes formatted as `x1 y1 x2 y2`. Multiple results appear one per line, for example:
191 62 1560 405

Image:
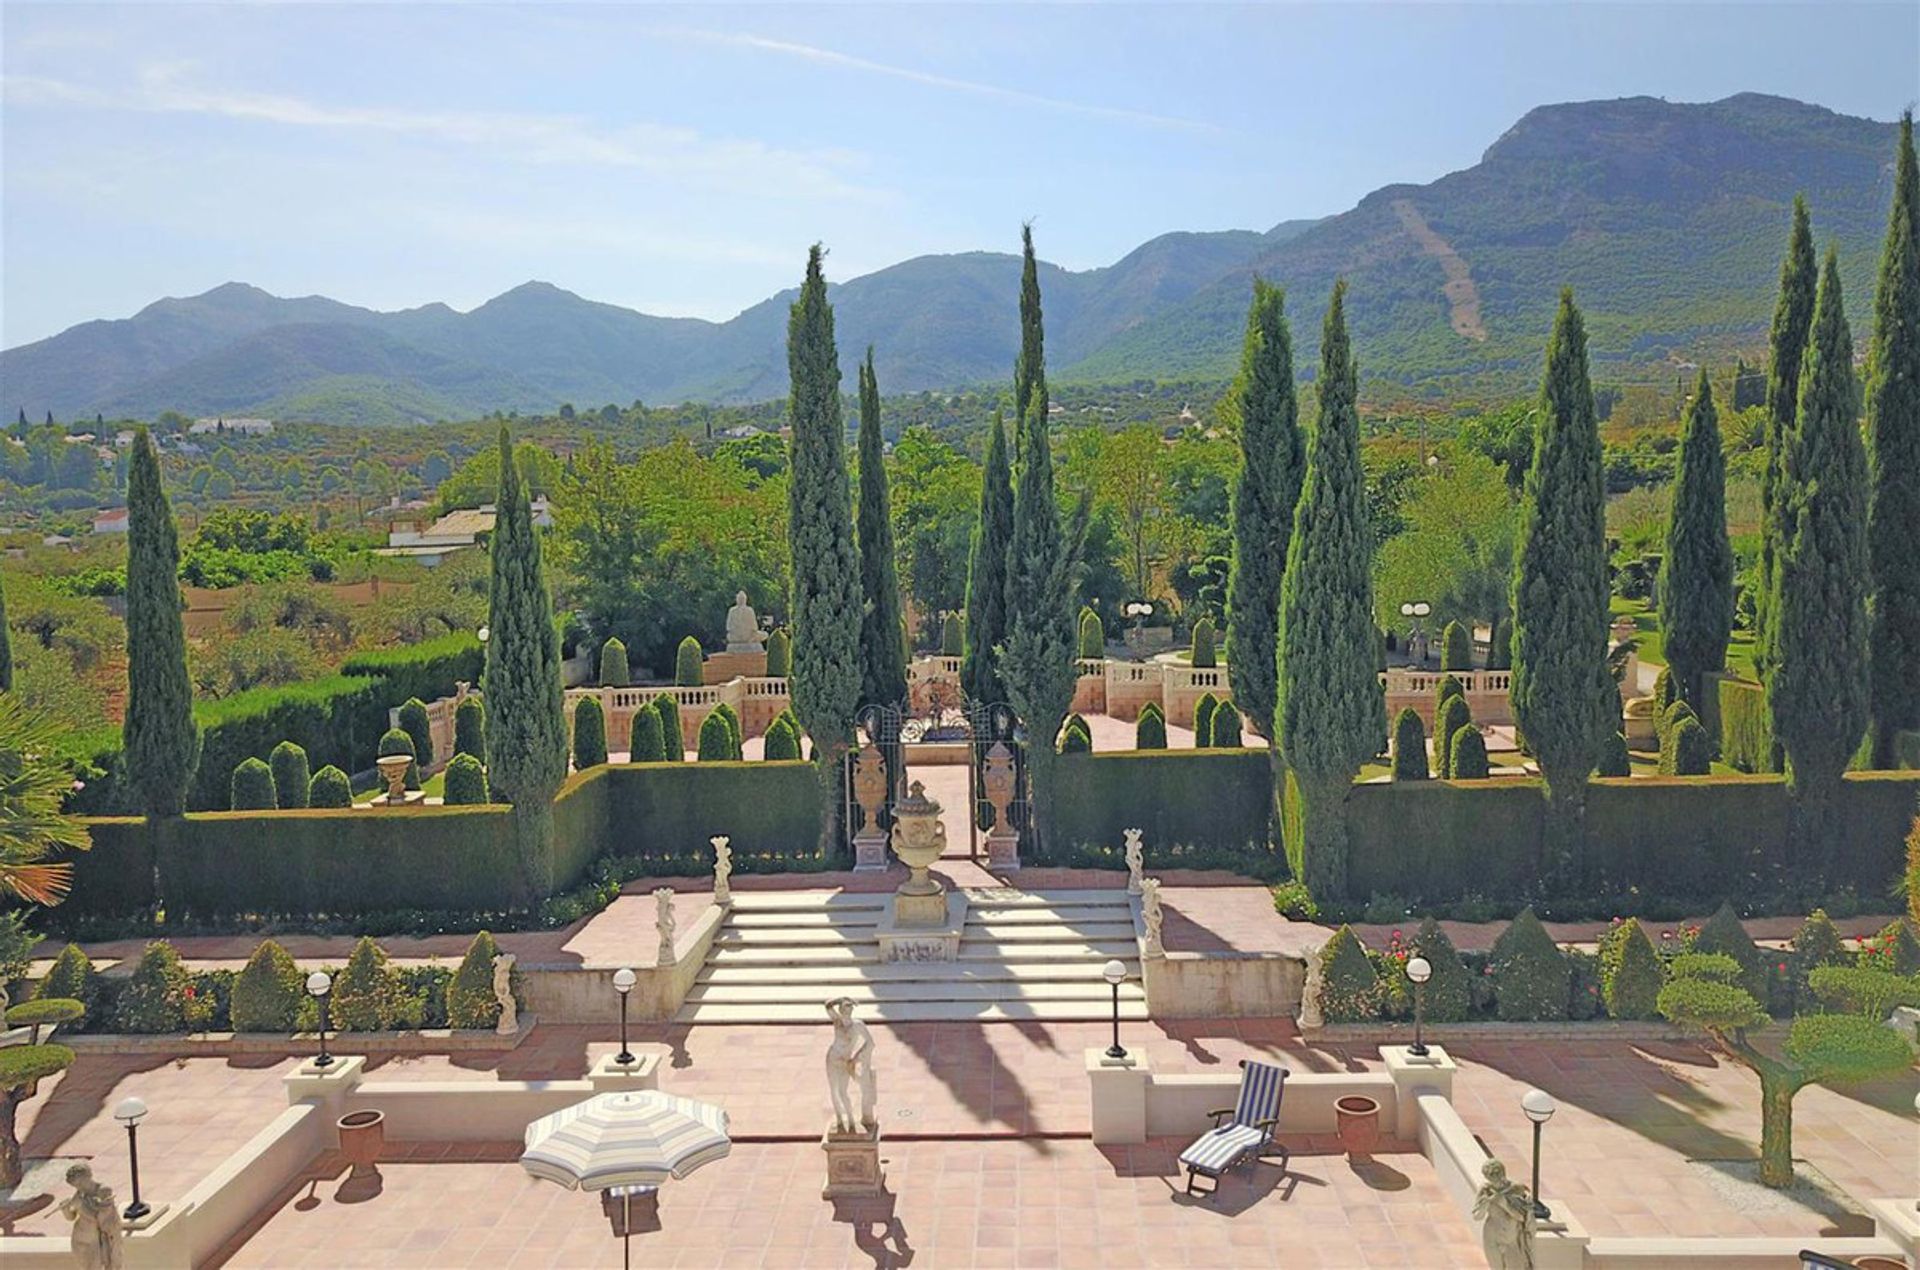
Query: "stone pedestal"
852 829 889 872
1379 1044 1456 1141
985 830 1020 871
1085 1047 1152 1145
588 1052 661 1093
893 890 948 927
821 1126 884 1198
875 892 967 962
283 1054 367 1105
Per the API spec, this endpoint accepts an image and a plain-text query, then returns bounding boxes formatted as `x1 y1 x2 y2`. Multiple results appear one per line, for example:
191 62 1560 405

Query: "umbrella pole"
623 1193 631 1270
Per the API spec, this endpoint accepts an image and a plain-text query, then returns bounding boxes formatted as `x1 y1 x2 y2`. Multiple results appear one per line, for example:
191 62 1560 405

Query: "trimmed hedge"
1411 917 1472 1022
1190 617 1217 669
1434 674 1464 711
599 761 828 871
446 931 505 1029
654 694 684 760
309 765 352 808
697 711 735 761
1049 750 1276 870
766 627 793 676
454 696 486 759
338 633 484 707
714 703 744 758
1318 926 1380 1022
1440 620 1472 671
675 637 704 686
270 742 311 810
1488 909 1569 1022
1596 731 1631 778
230 758 277 810
37 945 95 1022
398 698 434 770
378 726 419 789
1450 727 1490 780
1434 695 1471 780
1193 694 1220 749
230 940 302 1032
1391 708 1429 781
1078 607 1104 659
598 638 630 688
1135 703 1167 750
1058 714 1092 755
1210 707 1243 748
573 698 608 769
443 753 489 804
1660 716 1712 776
763 715 801 761
1717 678 1776 773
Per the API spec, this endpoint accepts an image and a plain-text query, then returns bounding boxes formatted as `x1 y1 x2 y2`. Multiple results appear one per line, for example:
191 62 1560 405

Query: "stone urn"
1335 1094 1380 1160
889 780 947 897
337 1109 385 1178
375 754 412 804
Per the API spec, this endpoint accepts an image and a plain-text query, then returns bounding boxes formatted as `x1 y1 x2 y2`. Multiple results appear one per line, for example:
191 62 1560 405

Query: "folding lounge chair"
1179 1058 1289 1197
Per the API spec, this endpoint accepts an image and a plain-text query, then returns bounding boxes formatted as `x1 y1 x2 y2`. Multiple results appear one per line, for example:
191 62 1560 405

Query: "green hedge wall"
1346 781 1543 900
1047 751 1279 872
338 634 485 709
57 818 159 919
549 766 610 892
599 761 831 871
1716 678 1777 774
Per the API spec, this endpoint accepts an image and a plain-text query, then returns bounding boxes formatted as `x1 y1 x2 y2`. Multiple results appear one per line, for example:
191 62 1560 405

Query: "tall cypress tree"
1225 279 1304 744
484 426 568 894
786 245 863 851
961 411 1014 704
122 428 198 816
1757 198 1818 686
1659 369 1734 707
0 570 11 693
1769 249 1869 865
1510 290 1613 877
855 348 908 706
1013 224 1047 459
1276 283 1383 897
1868 112 1920 765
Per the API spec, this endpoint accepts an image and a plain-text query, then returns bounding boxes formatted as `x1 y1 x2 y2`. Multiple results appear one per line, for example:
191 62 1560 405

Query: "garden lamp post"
477 625 490 645
612 967 636 1066
1124 601 1153 632
1101 960 1129 1059
1405 956 1432 1057
113 1096 150 1222
306 970 334 1069
1522 1088 1556 1222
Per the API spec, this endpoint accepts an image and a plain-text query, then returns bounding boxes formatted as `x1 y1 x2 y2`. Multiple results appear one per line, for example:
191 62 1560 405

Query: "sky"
3 2 1917 349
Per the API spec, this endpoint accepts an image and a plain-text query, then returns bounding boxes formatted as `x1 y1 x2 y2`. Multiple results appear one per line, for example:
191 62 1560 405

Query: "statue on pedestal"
1123 828 1145 896
60 1163 125 1270
1298 942 1327 1030
1140 877 1165 958
725 591 767 655
1473 1159 1536 1270
654 888 677 966
492 953 518 1035
824 997 877 1135
711 835 733 906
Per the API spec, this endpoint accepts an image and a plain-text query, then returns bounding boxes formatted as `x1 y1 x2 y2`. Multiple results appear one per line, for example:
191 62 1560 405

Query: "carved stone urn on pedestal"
375 754 413 805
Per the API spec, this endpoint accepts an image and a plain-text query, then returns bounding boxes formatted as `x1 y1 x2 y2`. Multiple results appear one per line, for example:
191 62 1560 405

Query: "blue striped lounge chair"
1179 1059 1289 1198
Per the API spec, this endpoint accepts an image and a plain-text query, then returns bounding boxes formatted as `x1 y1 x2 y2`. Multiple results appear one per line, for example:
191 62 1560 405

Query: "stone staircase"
675 889 1148 1023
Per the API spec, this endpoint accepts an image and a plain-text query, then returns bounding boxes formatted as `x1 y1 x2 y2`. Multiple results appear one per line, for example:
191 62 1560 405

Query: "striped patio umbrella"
520 1091 732 1192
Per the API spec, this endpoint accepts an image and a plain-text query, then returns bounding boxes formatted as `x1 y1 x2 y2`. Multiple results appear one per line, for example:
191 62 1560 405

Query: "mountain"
1 94 1900 424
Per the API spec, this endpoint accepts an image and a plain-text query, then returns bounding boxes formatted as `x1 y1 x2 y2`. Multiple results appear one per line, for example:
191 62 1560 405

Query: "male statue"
1473 1158 1536 1270
824 997 877 1136
711 835 733 906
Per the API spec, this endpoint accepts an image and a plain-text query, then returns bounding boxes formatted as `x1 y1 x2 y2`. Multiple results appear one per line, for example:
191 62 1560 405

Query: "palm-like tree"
0 694 88 906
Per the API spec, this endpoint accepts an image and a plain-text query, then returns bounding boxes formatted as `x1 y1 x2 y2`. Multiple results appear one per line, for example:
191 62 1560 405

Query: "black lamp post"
1405 956 1432 1057
613 967 636 1066
306 970 334 1069
113 1096 150 1221
1102 959 1129 1059
1522 1088 1556 1222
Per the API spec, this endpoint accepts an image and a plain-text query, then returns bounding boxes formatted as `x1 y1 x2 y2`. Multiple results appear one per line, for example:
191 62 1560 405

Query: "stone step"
695 960 1140 986
705 939 1139 966
673 998 1152 1024
724 893 889 912
959 921 1138 941
722 889 1127 911
683 979 1146 1005
719 905 1128 932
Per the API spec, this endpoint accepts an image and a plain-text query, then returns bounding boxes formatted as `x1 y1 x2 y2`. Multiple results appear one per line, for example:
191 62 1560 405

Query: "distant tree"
1868 113 1920 765
123 428 199 816
1013 223 1047 458
1757 198 1818 689
1731 357 1767 411
961 413 1014 704
855 349 908 706
1660 370 1735 706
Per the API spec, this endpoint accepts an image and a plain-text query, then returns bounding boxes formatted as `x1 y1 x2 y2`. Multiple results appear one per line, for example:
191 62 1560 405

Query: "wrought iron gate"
847 698 1027 860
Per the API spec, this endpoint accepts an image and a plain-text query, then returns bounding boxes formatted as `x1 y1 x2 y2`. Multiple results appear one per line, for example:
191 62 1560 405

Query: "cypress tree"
1510 290 1613 877
123 427 198 816
1768 249 1870 867
598 637 630 688
961 412 1014 704
855 348 908 706
1276 283 1384 896
1868 113 1920 764
1224 279 1303 743
0 571 11 692
572 697 608 769
483 426 569 894
1660 369 1735 706
1757 198 1818 687
1390 708 1429 781
785 245 863 851
628 702 665 764
1013 223 1047 457
653 693 683 761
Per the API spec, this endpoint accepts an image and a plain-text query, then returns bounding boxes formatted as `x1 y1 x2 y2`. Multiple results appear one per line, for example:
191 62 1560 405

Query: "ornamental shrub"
1210 707 1243 748
38 945 94 1022
330 937 408 1032
1869 918 1920 975
1652 665 1677 718
1807 965 1920 1018
1596 730 1631 777
269 741 310 810
443 753 488 804
454 695 486 758
1078 606 1105 659
1440 620 1472 671
114 941 204 1033
1434 673 1464 712
1058 714 1092 754
627 703 666 763
446 931 506 1030
398 697 434 771
714 702 744 758
763 715 801 761
5 998 83 1043
378 726 419 789
1390 708 1429 781
653 694 683 760
230 757 277 810
1411 917 1472 1022
1605 920 1665 1020
675 636 704 686
1488 909 1570 1021
1792 909 1848 970
765 627 792 676
1135 703 1167 750
1693 903 1768 1002
1450 727 1490 780
1434 695 1472 779
1190 617 1217 669
1317 926 1380 1023
230 940 303 1032
697 710 734 761
598 637 630 688
309 764 352 807
1193 694 1220 748
572 697 608 769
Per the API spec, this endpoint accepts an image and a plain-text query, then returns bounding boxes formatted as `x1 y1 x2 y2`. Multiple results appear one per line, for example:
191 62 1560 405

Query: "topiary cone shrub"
1210 707 1243 748
627 703 665 763
1390 708 1429 781
270 741 310 810
1449 726 1490 779
1434 673 1464 713
1602 919 1664 1020
37 945 94 1024
378 726 419 789
230 757 277 810
1317 926 1381 1023
697 710 735 761
1868 918 1920 975
331 937 407 1032
653 694 683 761
1192 694 1220 749
446 931 506 1030
1135 703 1167 750
309 765 352 807
1434 694 1472 780
675 636 704 686
1660 716 1712 775
1488 909 1571 1022
443 753 489 804
115 941 205 1033
398 697 434 770
572 697 608 769
763 715 801 760
714 703 744 758
0 1043 76 1188
765 627 792 676
230 939 303 1032
1693 903 1769 1002
1411 917 1473 1022
1190 616 1217 669
1440 620 1473 671
454 695 486 758
1078 606 1105 659
1596 730 1631 777
598 637 630 688
1058 714 1093 754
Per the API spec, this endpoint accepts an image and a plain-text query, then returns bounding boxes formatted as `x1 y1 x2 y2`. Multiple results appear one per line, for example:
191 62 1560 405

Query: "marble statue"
824 997 877 1135
655 888 677 966
1123 828 1145 896
725 591 767 654
492 952 518 1036
1298 941 1327 1030
1472 1159 1536 1270
1139 877 1165 958
711 835 733 906
60 1163 125 1270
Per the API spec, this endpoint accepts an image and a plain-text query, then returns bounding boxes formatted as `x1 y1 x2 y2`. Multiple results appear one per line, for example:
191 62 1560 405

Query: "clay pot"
1335 1094 1381 1159
337 1109 385 1177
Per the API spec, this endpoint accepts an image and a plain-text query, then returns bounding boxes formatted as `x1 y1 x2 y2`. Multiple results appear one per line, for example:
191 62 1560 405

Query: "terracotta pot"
1335 1094 1381 1159
337 1109 385 1176
1850 1259 1907 1270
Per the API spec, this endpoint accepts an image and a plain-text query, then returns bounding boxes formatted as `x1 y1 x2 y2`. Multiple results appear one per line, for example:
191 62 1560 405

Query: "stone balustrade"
565 677 792 751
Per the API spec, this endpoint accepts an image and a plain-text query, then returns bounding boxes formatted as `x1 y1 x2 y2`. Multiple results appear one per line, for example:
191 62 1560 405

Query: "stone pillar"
1085 1047 1152 1145
850 743 889 872
1380 1044 1456 1141
982 742 1020 871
